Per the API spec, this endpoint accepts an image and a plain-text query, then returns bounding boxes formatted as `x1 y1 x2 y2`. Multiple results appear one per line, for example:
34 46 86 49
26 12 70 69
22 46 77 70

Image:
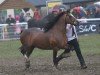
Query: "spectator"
0 16 6 24
25 13 32 21
6 15 16 25
19 13 26 22
15 15 21 35
95 7 100 18
15 15 20 23
33 8 41 21
0 16 2 24
5 15 16 38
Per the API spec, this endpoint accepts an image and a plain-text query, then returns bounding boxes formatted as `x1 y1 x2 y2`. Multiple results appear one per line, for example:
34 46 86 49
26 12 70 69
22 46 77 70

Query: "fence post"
2 26 5 40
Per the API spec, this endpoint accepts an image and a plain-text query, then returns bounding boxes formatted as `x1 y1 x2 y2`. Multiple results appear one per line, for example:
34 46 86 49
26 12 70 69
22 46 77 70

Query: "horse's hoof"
54 64 57 68
24 68 30 71
25 68 28 71
81 65 87 69
25 61 30 69
53 58 59 69
54 62 59 69
25 65 30 69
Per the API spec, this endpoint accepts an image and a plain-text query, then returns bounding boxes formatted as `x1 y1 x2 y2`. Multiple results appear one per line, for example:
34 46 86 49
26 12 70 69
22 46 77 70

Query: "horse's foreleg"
56 48 71 64
53 48 59 68
56 53 64 63
56 51 69 63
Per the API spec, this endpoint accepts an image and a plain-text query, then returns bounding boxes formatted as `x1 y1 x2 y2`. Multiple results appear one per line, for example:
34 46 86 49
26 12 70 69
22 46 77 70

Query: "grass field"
0 34 100 58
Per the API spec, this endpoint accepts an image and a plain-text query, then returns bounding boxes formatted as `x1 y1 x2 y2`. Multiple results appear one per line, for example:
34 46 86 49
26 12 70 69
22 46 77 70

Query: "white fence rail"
77 18 100 21
0 18 100 41
0 22 28 40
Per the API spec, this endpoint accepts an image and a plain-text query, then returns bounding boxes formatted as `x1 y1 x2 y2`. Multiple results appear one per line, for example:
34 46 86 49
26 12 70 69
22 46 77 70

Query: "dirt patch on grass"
0 54 100 75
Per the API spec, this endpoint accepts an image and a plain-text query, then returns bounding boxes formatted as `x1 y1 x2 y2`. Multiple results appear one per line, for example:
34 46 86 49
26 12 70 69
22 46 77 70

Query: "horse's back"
21 28 43 37
20 28 54 49
20 28 44 42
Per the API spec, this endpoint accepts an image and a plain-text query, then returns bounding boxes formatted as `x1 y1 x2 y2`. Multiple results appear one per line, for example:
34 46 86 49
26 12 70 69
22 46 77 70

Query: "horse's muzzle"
74 20 80 26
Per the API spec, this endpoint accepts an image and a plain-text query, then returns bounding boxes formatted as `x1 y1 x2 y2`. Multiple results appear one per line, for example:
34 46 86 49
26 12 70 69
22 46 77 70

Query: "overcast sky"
0 0 5 4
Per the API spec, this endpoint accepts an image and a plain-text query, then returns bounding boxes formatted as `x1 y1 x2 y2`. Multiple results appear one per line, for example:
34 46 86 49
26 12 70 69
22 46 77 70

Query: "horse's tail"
20 29 23 34
19 45 27 55
19 44 32 55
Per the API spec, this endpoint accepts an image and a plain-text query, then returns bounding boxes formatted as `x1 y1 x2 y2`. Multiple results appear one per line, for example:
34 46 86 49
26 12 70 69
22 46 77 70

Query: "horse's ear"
66 9 71 14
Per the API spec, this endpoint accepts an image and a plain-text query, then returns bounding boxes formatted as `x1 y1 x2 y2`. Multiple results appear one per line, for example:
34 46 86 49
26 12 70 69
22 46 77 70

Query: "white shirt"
66 24 78 41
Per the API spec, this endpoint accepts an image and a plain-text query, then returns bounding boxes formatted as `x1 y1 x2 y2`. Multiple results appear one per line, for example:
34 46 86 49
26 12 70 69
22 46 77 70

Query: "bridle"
65 12 79 26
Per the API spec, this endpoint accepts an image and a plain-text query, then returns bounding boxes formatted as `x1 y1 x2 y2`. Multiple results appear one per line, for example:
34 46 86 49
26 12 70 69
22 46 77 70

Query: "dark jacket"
6 18 16 25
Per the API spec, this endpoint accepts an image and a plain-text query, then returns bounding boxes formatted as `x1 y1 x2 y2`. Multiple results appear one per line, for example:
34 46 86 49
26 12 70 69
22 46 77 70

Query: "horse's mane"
27 12 66 32
43 12 66 32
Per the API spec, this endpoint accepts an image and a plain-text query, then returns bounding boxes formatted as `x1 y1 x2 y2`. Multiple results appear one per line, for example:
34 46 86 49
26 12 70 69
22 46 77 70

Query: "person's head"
8 15 12 18
59 8 66 13
20 13 24 16
52 9 59 14
52 11 58 14
15 15 20 21
26 13 30 16
35 8 38 11
52 4 67 14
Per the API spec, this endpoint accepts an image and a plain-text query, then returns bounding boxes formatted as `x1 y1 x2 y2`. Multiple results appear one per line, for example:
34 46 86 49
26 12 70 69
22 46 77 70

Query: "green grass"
0 40 21 58
79 34 100 55
0 34 100 58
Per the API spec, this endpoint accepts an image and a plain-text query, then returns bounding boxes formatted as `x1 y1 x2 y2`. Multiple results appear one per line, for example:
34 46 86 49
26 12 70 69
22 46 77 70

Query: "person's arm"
66 24 72 32
73 26 78 40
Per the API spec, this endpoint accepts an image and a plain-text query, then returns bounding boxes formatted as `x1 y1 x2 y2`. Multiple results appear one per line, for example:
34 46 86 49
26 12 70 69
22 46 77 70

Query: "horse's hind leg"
24 46 34 69
24 54 30 69
20 45 34 69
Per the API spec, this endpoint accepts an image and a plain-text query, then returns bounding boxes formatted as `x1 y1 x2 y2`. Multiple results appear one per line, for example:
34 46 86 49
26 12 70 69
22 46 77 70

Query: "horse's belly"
33 37 51 49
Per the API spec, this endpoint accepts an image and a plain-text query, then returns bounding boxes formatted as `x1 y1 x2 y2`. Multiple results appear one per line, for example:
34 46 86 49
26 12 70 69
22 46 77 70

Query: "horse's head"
65 10 79 26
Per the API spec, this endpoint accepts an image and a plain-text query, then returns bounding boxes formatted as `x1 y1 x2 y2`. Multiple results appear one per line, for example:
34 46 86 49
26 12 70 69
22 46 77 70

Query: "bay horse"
19 11 78 69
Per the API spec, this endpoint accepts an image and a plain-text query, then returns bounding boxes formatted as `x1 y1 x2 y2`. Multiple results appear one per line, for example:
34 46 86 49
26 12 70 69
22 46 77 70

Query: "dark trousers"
65 38 86 66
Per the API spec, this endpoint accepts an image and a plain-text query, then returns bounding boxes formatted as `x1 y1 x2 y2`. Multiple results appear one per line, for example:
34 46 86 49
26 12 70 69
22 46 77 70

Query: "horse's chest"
49 34 67 48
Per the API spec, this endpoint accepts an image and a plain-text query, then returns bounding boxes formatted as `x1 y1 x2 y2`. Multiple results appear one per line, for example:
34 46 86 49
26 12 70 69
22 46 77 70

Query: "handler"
64 24 87 69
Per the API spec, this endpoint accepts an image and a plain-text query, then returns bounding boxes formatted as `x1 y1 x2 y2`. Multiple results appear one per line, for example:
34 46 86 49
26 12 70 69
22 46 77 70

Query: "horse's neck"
52 17 66 34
